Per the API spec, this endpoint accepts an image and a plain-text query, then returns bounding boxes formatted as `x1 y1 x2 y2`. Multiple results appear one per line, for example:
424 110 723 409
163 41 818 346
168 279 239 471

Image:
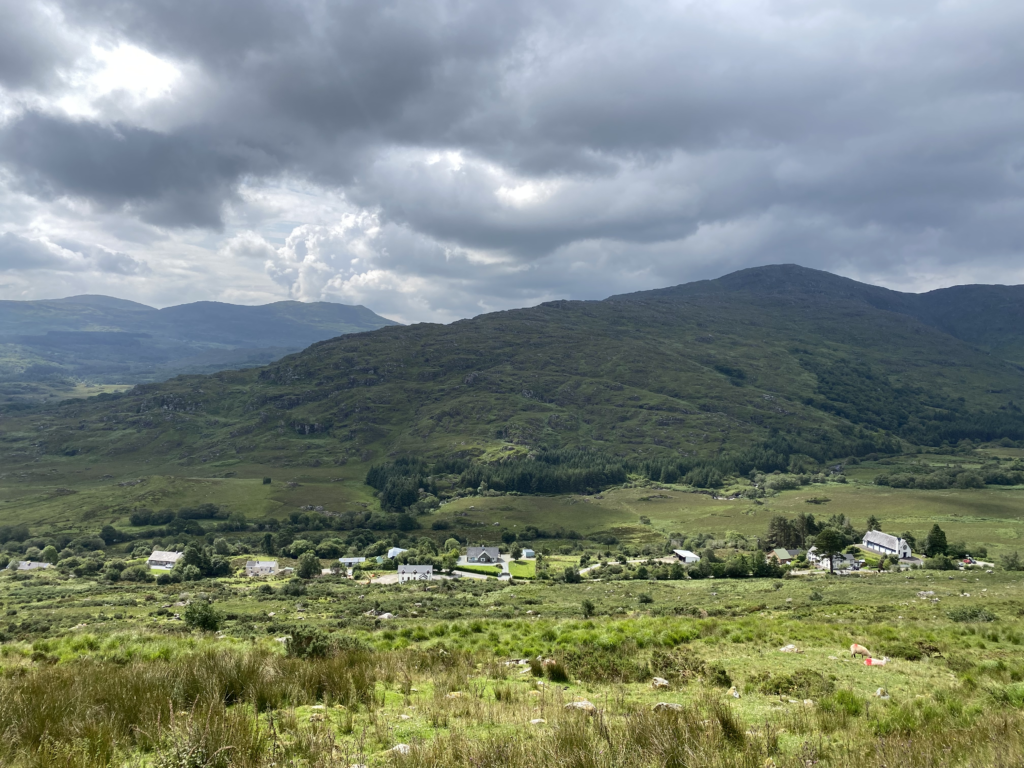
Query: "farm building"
245 560 278 577
522 548 536 559
467 546 501 564
147 550 184 570
338 557 366 566
398 565 433 583
672 549 701 563
16 561 51 570
386 547 408 559
862 531 912 559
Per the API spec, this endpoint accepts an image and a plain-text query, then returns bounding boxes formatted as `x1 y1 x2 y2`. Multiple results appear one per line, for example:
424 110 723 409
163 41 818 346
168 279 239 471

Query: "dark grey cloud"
0 3 81 90
0 112 269 229
0 0 1021 317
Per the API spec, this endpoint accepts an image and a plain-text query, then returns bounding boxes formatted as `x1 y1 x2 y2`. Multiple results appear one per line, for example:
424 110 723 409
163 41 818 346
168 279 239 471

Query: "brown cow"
850 643 871 658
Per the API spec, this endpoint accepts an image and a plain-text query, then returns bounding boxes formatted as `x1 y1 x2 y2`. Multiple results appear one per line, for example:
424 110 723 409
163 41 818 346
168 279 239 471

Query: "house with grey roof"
398 564 433 583
16 561 51 571
862 530 912 559
147 550 184 570
245 560 278 577
467 546 501 564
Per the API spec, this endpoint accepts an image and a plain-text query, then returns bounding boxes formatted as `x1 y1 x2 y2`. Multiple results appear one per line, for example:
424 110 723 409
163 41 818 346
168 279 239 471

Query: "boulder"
564 700 597 713
653 702 683 712
651 677 670 689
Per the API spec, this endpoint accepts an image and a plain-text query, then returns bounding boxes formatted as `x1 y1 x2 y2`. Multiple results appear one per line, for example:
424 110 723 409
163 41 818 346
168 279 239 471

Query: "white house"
862 530 912 559
245 560 278 577
147 550 184 570
467 546 501 564
398 564 433 583
522 548 536 559
16 561 51 570
672 549 701 564
386 547 408 559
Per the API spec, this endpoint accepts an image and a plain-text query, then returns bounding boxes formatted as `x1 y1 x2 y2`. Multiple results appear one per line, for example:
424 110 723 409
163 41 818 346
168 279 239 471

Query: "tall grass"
0 646 376 766
1 635 1024 767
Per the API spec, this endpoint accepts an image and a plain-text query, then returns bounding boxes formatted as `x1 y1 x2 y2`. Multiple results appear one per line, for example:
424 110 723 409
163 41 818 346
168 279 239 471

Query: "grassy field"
1 564 1024 767
0 449 1021 562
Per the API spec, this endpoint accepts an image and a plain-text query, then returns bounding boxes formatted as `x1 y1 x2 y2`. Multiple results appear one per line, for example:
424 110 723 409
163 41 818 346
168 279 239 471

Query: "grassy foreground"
2 567 1024 767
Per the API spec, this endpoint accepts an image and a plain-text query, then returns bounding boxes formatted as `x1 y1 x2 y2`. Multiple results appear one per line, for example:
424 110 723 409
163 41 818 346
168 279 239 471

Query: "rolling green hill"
1 265 1022 487
0 295 399 404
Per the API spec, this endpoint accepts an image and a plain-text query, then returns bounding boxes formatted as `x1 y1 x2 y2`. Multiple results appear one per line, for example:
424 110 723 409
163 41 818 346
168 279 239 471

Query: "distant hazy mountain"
0 295 398 402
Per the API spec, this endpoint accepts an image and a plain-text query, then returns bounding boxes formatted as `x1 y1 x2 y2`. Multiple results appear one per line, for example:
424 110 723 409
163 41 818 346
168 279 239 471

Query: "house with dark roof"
862 531 912 559
467 546 501 564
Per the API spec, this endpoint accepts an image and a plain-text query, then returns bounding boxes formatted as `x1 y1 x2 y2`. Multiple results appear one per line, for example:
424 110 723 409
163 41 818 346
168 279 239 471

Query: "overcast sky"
0 0 1021 323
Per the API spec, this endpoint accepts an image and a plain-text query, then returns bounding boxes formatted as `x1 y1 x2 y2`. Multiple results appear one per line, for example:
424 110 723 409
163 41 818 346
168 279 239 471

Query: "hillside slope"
611 264 1024 366
2 266 1022 488
0 296 399 403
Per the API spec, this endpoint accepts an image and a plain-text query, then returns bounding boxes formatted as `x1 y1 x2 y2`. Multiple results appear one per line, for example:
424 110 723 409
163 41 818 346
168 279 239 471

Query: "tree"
444 538 461 553
297 551 322 579
814 527 846 574
925 524 948 557
564 566 581 583
767 515 800 549
40 545 59 564
1000 551 1023 571
262 532 276 556
511 545 523 561
99 525 123 544
724 556 748 579
866 515 881 531
900 531 917 552
581 599 595 618
183 600 221 632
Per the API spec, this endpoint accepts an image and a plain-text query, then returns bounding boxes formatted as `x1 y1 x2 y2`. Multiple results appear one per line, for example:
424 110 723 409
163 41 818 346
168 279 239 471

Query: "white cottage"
862 531 912 559
398 564 433 583
245 560 278 577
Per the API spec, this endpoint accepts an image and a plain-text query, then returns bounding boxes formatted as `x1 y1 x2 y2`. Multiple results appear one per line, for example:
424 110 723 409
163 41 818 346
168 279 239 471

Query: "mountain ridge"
0 295 399 403
610 264 1024 366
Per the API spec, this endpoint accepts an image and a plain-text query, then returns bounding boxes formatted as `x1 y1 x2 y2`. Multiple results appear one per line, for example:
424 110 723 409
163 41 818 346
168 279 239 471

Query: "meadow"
2 564 1024 767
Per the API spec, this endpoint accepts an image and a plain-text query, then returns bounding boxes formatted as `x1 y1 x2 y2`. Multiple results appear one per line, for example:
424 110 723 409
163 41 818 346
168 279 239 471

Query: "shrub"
581 599 595 618
948 606 996 623
183 601 222 632
544 660 570 683
638 593 654 604
286 625 333 659
119 565 153 582
281 579 307 597
754 669 835 698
